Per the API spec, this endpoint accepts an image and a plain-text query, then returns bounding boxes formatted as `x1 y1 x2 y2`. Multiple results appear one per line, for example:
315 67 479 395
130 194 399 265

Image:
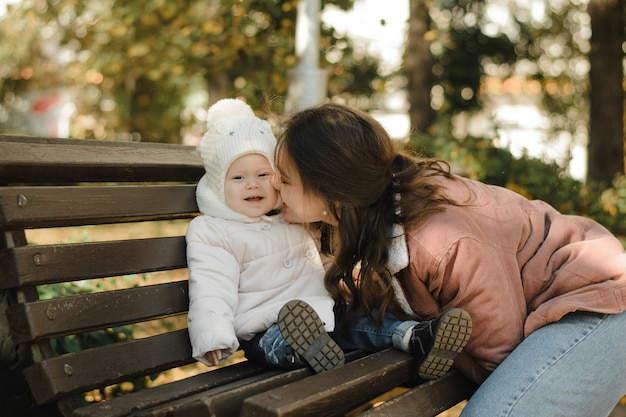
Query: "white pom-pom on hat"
205 98 255 129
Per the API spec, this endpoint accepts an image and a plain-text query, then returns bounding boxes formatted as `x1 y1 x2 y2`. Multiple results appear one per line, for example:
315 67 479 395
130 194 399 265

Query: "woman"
271 102 626 417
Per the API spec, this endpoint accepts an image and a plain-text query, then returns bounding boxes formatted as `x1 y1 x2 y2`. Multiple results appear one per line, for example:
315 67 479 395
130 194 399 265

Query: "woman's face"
272 155 336 226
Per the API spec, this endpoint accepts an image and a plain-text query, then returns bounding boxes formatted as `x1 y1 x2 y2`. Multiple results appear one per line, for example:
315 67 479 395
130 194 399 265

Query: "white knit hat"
196 98 277 220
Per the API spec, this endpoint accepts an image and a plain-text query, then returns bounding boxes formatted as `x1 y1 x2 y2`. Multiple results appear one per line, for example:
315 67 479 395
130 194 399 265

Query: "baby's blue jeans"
240 308 415 370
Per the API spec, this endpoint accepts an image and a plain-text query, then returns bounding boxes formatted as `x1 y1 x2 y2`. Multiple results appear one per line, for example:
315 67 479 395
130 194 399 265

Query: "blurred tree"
511 1 590 140
406 0 625 189
0 0 382 143
405 0 519 138
405 0 436 134
587 0 624 187
432 0 517 115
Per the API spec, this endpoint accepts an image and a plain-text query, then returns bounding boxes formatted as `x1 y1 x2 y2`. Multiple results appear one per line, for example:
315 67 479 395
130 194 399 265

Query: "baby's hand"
204 350 223 366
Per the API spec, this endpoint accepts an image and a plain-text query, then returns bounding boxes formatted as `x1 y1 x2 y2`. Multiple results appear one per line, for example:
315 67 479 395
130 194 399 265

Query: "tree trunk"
207 73 231 107
405 0 436 135
587 0 624 187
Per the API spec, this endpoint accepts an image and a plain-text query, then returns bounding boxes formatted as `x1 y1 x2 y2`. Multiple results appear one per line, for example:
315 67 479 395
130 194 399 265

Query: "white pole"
286 0 328 112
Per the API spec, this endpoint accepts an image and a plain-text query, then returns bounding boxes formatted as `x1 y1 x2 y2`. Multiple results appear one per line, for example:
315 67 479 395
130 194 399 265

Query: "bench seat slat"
134 372 293 417
240 349 414 417
72 361 270 417
132 350 366 417
0 185 198 229
0 136 204 183
7 281 188 342
359 369 477 417
24 329 194 404
0 237 187 289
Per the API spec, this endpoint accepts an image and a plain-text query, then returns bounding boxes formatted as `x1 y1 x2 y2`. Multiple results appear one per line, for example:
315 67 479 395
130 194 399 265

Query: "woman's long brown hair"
277 103 455 323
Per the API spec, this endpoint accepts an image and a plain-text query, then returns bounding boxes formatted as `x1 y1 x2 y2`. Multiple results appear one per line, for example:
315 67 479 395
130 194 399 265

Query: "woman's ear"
334 202 342 218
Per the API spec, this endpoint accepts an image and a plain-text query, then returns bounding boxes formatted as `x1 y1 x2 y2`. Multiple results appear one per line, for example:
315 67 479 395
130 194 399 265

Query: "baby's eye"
232 175 243 180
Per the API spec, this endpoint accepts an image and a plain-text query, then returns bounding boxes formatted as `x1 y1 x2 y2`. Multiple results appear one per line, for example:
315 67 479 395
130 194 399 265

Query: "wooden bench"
0 134 477 417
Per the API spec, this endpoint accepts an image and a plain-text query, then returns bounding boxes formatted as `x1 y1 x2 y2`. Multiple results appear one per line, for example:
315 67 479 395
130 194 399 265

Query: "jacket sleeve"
186 216 241 366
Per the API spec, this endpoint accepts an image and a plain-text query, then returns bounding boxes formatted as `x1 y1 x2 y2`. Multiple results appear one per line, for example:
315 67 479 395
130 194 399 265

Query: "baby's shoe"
278 299 344 373
410 308 472 380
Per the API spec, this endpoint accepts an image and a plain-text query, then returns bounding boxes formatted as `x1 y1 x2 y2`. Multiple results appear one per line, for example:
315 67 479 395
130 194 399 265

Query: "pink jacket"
396 175 626 383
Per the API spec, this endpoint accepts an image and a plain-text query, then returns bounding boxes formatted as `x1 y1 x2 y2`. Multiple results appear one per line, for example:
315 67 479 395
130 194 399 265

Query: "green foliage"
407 126 626 238
1 0 300 141
511 1 590 138
597 175 626 236
51 326 133 355
0 0 387 143
428 0 591 167
430 0 518 115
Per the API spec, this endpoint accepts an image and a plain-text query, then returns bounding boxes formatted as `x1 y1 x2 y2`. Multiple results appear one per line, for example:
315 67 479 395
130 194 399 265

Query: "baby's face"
224 153 279 218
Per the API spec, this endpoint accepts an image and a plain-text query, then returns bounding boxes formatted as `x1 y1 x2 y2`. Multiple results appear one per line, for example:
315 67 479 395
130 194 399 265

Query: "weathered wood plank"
134 372 293 417
0 236 187 289
7 281 189 342
72 361 270 417
240 349 415 417
132 350 367 417
359 370 477 417
0 185 198 229
0 135 204 183
23 329 194 404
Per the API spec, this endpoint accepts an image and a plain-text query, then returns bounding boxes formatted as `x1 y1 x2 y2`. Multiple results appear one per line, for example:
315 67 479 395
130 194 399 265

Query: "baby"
186 98 343 372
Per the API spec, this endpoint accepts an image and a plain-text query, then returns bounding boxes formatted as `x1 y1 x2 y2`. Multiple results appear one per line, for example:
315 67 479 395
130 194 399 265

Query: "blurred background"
1 0 625 234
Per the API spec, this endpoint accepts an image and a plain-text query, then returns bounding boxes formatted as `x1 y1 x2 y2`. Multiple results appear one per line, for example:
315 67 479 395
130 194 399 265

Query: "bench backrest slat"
0 135 204 183
0 237 187 289
0 185 198 229
23 329 193 404
7 281 188 342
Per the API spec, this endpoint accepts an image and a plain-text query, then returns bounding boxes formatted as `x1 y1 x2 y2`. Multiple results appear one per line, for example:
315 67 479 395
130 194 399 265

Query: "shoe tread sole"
278 300 344 373
418 308 472 380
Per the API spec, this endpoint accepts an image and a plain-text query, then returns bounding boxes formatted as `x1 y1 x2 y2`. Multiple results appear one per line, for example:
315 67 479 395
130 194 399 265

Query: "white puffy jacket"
186 214 334 366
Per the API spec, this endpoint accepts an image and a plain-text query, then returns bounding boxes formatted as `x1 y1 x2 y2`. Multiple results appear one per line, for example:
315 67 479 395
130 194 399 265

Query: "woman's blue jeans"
240 308 413 370
461 310 626 417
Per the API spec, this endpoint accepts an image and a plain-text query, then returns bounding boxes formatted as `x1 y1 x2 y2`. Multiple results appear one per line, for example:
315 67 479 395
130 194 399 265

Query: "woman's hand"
339 263 384 303
339 263 363 303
